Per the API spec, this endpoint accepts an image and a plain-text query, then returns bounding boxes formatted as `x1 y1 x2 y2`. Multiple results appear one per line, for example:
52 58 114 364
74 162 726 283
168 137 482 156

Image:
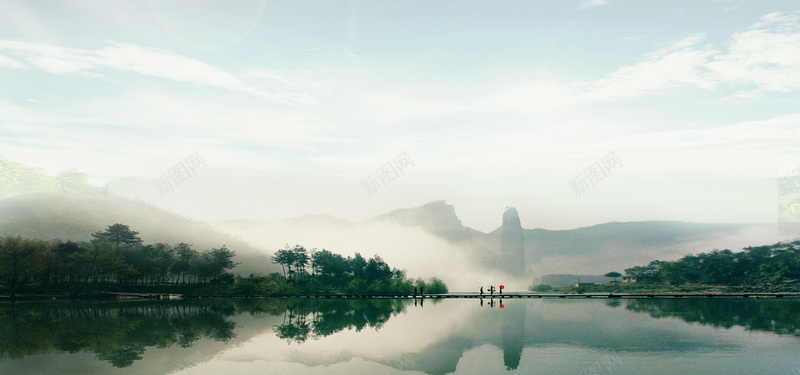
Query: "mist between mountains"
153 151 208 197
362 151 415 197
569 151 623 197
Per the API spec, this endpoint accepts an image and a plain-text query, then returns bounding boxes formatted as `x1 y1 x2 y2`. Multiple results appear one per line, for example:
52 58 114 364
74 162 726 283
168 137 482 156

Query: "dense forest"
623 240 800 286
258 244 447 296
0 223 447 298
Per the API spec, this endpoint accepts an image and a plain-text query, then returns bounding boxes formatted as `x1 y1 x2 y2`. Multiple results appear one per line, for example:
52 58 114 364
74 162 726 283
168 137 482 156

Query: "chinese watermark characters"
570 152 623 197
154 151 207 197
362 151 415 197
580 352 626 375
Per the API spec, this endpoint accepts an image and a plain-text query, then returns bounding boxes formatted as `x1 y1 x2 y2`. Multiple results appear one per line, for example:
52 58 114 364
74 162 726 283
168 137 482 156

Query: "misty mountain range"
222 200 799 279
3 157 800 286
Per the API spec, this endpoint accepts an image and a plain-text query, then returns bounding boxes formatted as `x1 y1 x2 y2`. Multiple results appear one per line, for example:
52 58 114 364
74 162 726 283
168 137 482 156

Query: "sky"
1 0 800 232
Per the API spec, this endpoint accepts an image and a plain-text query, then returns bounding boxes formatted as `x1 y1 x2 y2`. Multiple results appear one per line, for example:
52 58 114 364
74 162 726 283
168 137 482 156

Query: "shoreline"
3 291 800 302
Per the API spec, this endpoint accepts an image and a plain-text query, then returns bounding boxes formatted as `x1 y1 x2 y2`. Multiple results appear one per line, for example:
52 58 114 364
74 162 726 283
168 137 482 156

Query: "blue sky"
1 0 800 231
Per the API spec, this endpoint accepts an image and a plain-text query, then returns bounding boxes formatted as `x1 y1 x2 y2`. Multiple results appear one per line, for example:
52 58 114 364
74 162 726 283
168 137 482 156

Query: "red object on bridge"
500 303 505 308
499 285 504 290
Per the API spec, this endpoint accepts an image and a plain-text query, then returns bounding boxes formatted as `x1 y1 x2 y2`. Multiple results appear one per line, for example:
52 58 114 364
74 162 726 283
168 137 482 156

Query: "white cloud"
97 43 243 87
584 34 717 101
246 68 297 85
580 13 800 100
479 83 576 113
0 41 315 104
476 35 718 112
0 54 24 69
753 11 800 31
576 0 611 11
707 29 800 93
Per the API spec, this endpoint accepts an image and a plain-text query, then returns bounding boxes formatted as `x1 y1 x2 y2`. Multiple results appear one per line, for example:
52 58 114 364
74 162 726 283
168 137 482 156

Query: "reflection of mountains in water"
374 298 800 375
3 298 800 374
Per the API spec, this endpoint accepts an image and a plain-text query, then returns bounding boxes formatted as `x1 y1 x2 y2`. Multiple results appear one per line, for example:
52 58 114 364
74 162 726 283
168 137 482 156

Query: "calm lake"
1 297 799 374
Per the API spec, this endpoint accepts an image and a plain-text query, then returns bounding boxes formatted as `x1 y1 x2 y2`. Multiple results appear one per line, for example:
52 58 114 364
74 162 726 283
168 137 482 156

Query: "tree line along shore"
5 223 800 300
531 240 800 294
0 223 447 300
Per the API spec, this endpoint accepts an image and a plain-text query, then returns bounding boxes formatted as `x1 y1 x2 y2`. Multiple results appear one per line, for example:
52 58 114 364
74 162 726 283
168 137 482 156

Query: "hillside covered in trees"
0 223 447 299
623 240 800 287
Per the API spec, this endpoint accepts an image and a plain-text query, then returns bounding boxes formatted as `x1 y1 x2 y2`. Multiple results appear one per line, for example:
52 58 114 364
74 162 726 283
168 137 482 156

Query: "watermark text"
570 151 623 197
362 151 415 197
154 151 207 197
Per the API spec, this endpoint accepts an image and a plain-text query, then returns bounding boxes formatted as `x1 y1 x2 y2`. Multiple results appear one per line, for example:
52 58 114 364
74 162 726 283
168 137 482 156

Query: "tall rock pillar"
500 207 526 277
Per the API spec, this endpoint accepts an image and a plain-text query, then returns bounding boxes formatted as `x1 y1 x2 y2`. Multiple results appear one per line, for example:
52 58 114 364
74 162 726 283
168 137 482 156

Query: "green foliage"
427 277 448 294
623 240 800 287
626 298 800 337
265 247 442 296
91 224 143 247
0 224 238 294
270 245 308 280
0 227 446 297
0 300 238 367
412 277 448 294
529 284 553 292
0 236 40 297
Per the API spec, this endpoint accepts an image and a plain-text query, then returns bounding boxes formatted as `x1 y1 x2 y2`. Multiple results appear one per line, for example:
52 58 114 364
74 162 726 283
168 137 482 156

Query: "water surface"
1 297 799 374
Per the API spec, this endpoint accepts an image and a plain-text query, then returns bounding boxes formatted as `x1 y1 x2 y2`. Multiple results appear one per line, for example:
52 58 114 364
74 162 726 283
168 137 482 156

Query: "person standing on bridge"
480 286 484 296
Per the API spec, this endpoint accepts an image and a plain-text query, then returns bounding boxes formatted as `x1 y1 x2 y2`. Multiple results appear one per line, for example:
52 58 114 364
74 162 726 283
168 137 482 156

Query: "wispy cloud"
583 34 718 101
0 41 316 105
753 11 800 30
246 68 297 86
564 14 800 103
708 14 800 94
0 54 24 69
576 0 611 11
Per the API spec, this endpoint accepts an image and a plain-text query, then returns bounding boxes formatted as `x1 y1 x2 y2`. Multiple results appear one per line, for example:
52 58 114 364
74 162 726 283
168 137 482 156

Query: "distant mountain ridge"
0 192 279 276
217 199 800 277
4 154 798 280
373 200 475 242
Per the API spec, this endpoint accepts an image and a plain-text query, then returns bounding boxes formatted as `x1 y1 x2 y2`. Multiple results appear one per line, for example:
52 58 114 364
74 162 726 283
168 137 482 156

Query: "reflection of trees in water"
625 299 800 336
0 298 411 367
0 300 237 368
271 299 409 344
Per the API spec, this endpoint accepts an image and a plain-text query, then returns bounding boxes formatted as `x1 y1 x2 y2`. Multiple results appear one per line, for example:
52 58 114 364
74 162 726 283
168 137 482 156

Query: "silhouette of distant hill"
5 157 797 280
218 199 800 277
0 192 279 276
